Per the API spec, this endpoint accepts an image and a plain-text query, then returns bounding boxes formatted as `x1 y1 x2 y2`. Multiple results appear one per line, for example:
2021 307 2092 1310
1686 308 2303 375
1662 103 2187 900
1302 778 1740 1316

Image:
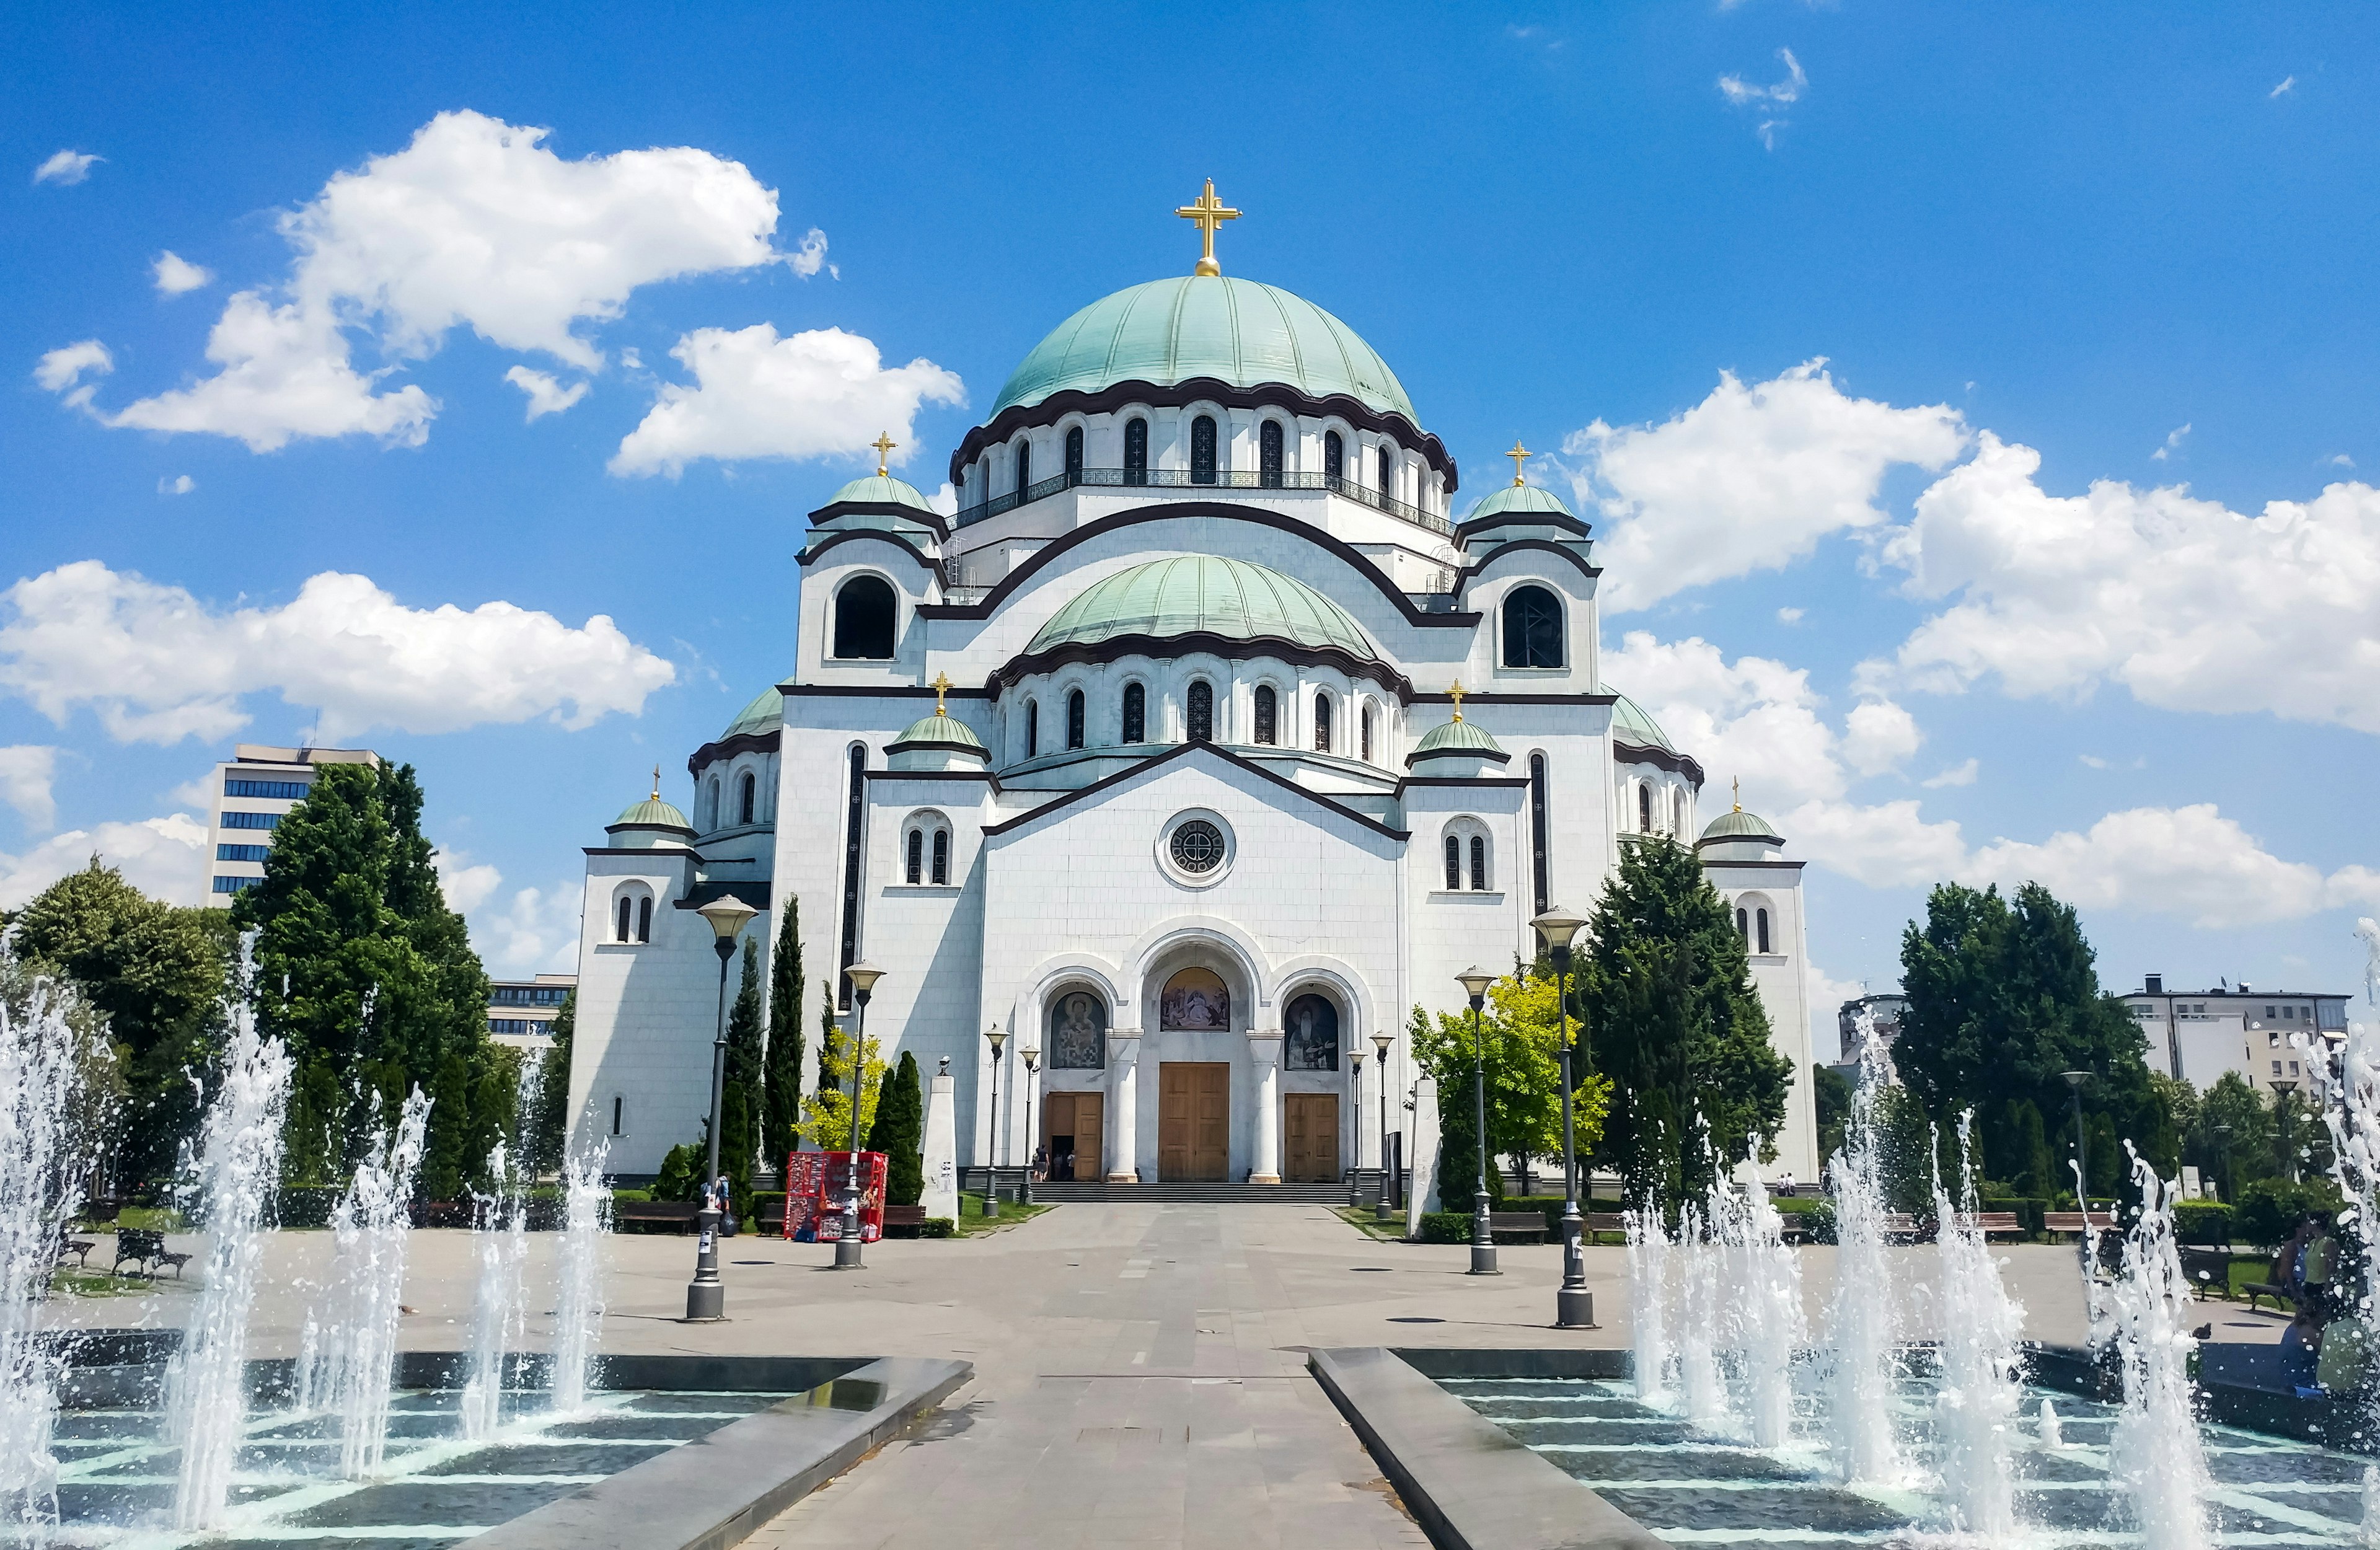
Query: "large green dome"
1605 689 1675 754
1028 557 1375 659
989 276 1417 425
721 685 783 741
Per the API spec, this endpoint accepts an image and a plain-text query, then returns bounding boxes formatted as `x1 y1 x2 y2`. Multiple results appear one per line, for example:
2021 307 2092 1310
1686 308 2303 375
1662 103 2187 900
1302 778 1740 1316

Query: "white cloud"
2330 454 2355 469
0 747 60 830
81 110 788 451
165 776 214 811
1921 757 1977 788
2079 754 2110 770
2272 76 2297 98
33 340 112 407
788 226 835 279
2151 421 2190 462
1805 961 1868 1063
1861 434 2380 733
1563 361 1968 611
0 560 676 744
1840 699 1920 776
33 150 100 187
1776 606 1805 623
505 365 589 421
610 324 964 478
157 474 195 496
431 845 504 914
0 813 206 910
437 847 582 974
1603 630 1851 809
152 251 214 295
927 482 959 516
1718 49 1805 146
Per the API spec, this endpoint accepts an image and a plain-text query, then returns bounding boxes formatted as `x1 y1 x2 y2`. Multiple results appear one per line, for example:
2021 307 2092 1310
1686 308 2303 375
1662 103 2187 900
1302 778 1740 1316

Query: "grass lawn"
956 1192 1051 1236
1333 1206 1409 1241
107 1207 188 1233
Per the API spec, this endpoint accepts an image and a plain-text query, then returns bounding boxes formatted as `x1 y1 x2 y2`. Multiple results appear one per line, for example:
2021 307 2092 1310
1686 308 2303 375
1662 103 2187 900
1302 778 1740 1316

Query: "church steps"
1027 1181 1358 1204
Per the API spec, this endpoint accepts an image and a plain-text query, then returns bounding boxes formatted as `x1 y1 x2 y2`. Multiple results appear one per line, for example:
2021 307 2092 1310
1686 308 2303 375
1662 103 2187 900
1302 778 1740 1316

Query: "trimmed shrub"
920 1217 955 1239
1418 1211 1474 1244
1800 1199 1838 1244
2236 1178 2345 1246
2174 1201 2234 1246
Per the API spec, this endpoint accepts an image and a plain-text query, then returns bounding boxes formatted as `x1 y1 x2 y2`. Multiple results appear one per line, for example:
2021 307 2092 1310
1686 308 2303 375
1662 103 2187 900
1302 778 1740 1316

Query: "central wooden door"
1041 1091 1104 1182
1159 1063 1230 1181
1284 1094 1340 1182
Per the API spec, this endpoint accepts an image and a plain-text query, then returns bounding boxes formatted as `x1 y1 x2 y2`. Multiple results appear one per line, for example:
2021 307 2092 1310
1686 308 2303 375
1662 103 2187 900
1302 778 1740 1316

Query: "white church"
567 186 1821 1191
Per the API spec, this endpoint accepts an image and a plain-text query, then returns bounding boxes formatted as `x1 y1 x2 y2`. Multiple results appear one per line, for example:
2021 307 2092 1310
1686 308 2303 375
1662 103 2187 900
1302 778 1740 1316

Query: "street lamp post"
686 895 759 1320
1532 905 1593 1328
1373 1032 1394 1222
835 961 884 1270
1021 1042 1040 1205
983 1026 1008 1219
1347 1043 1365 1210
1457 967 1501 1276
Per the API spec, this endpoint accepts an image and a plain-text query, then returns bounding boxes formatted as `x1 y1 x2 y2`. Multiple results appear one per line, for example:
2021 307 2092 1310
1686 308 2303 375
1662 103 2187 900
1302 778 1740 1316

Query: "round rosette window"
1157 810 1235 887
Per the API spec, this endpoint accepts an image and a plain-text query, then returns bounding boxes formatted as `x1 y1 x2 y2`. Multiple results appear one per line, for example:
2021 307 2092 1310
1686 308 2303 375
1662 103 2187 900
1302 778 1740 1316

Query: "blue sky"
6 4 2378 1050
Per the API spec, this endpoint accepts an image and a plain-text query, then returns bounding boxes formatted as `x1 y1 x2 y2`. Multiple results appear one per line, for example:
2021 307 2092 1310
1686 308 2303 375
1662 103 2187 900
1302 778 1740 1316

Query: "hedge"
2173 1202 2234 1246
1417 1211 1474 1243
2235 1178 2344 1246
920 1217 956 1239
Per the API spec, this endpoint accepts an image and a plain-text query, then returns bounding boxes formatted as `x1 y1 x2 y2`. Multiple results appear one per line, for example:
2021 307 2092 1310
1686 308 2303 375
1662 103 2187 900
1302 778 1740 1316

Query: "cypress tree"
527 992 574 1178
718 938 764 1200
762 902 804 1176
866 1050 925 1205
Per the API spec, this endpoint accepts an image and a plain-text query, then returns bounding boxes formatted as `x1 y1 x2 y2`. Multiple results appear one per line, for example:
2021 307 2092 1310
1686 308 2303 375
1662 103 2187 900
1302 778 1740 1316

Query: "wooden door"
1042 1092 1103 1182
1284 1094 1339 1182
1160 1063 1230 1181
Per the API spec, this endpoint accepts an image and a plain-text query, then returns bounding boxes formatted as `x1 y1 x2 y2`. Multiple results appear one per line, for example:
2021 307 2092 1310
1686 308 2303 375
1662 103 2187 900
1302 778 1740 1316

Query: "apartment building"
2122 973 2351 1094
203 744 381 903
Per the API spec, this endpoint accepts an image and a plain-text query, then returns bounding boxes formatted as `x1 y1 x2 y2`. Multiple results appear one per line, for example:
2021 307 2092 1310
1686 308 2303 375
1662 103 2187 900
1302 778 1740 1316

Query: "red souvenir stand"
781 1150 886 1243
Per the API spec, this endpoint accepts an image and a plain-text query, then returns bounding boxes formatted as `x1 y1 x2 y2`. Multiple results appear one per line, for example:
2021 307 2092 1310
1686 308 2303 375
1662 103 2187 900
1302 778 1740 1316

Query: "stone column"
922 1057 958 1223
1106 1031 1142 1183
1249 1031 1283 1184
1406 1074 1441 1240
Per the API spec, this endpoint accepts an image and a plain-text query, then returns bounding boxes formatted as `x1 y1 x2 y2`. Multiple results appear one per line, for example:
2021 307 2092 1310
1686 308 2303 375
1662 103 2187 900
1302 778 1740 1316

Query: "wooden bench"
2243 1280 2294 1314
1965 1212 2025 1240
614 1200 703 1235
1488 1210 1548 1244
59 1228 95 1269
2179 1248 2234 1301
111 1228 193 1279
1584 1212 1629 1243
2043 1210 2116 1238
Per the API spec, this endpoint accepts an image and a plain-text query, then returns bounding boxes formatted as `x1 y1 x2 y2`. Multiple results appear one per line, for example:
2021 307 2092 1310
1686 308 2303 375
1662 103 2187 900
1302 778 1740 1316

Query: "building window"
1756 909 1770 954
1260 421 1284 487
932 829 950 886
1025 700 1039 757
1672 789 1686 837
833 575 897 659
1013 436 1032 496
1067 690 1086 750
1123 682 1146 742
211 875 259 894
1191 415 1218 484
1124 418 1148 485
738 772 756 825
611 1096 624 1136
1470 835 1488 891
1253 685 1276 745
1529 753 1549 914
2273 1060 2284 1077
705 777 721 829
224 778 309 800
221 810 281 830
216 843 271 863
1638 783 1653 833
1065 425 1084 482
1360 705 1374 762
1376 444 1394 497
1502 586 1564 668
638 896 652 943
1187 680 1214 742
617 895 633 942
840 744 865 1008
1313 691 1333 752
1737 907 1749 940
1324 430 1344 481
1444 835 1461 891
906 827 923 884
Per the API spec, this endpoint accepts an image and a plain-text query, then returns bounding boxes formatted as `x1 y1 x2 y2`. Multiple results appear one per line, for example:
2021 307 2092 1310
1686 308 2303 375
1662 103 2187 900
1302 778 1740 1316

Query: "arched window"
617 894 633 943
1502 586 1564 668
1191 415 1218 484
1529 753 1550 914
1470 835 1488 891
610 1095 624 1137
1013 436 1032 496
1672 790 1686 837
1444 835 1461 891
1187 680 1214 742
1324 430 1344 482
1067 689 1086 750
1313 691 1333 752
1638 783 1654 834
1124 418 1148 485
839 744 865 1008
705 777 721 829
833 575 897 659
906 827 923 884
738 772 756 825
932 829 950 886
1025 700 1039 757
1376 444 1394 497
1260 421 1284 487
1756 909 1771 954
1360 704 1374 762
637 896 652 943
1064 425 1084 483
1253 685 1277 746
1736 906 1750 941
1122 682 1146 742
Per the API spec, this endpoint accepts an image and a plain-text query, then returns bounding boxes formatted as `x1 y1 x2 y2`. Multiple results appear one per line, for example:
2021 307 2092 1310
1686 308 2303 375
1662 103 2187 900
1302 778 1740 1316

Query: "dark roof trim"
990 632 1411 697
673 879 773 910
602 821 696 839
1453 540 1601 597
1398 776 1532 791
980 739 1408 841
689 728 781 776
1456 508 1593 544
1616 742 1708 786
583 845 703 858
803 498 951 539
799 529 941 575
918 502 1481 631
951 379 1457 488
1696 855 1805 870
1410 690 1618 707
780 682 995 699
865 769 1000 785
885 738 991 759
1404 746 1512 770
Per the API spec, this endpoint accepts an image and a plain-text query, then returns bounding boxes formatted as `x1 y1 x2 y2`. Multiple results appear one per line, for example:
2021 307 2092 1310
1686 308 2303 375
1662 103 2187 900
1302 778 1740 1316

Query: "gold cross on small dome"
1733 776 1742 813
651 765 662 799
1506 441 1532 486
870 431 897 477
1175 178 1241 278
1448 679 1466 721
931 672 952 715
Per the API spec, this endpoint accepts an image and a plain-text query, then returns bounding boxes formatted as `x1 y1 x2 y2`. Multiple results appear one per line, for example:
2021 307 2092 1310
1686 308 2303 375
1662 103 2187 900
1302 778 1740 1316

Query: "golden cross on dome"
870 431 897 477
1175 178 1241 278
931 672 952 716
1506 441 1532 487
1448 679 1466 721
651 765 662 800
1732 777 1742 813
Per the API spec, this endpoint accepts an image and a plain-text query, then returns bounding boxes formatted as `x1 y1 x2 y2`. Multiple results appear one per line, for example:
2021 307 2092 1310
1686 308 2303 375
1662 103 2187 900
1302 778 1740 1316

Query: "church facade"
567 190 1821 1188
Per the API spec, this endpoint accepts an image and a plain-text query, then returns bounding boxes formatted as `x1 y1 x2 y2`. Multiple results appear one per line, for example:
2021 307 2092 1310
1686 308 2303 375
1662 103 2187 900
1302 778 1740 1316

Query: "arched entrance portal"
1157 967 1231 1180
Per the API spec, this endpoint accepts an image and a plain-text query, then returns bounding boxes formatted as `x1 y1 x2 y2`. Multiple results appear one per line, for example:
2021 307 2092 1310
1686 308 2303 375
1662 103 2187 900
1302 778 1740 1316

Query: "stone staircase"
1028 1179 1367 1205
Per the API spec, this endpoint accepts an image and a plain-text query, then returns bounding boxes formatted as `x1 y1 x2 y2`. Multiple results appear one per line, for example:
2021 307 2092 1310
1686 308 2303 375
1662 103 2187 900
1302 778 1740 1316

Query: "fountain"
1824 1041 1905 1487
1929 1112 2025 1538
1623 1202 1672 1409
460 1051 545 1440
550 1135 612 1412
2105 1143 2214 1547
1720 1169 1804 1449
306 1086 431 1479
1675 1197 1729 1432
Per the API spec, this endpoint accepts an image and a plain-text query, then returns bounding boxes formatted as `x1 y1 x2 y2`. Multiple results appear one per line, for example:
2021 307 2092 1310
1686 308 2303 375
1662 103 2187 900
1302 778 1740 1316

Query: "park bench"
1488 1211 1548 1244
59 1228 95 1269
1965 1212 2025 1240
2178 1248 2234 1301
2242 1280 2294 1314
1584 1212 1629 1244
111 1228 192 1279
1882 1213 1922 1241
614 1200 703 1235
2043 1210 2117 1238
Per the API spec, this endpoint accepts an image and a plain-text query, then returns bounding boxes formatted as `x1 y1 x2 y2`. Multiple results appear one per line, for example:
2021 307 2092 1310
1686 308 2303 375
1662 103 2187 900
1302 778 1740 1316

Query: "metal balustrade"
954 467 1451 535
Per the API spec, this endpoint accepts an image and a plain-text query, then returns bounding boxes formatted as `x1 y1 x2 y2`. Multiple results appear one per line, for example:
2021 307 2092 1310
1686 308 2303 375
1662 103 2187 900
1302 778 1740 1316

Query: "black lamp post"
1457 966 1500 1276
1532 905 1592 1328
835 960 883 1270
686 895 758 1320
1373 1032 1394 1222
984 1026 1008 1219
1021 1042 1040 1205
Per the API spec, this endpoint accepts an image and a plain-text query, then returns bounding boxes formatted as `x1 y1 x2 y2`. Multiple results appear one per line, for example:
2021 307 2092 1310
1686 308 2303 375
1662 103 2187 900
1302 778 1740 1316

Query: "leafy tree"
1414 964 1610 1206
1583 838 1790 1208
717 938 765 1201
525 991 574 1178
653 1142 704 1203
799 981 885 1150
762 901 804 1176
1812 1063 1852 1165
866 1050 925 1205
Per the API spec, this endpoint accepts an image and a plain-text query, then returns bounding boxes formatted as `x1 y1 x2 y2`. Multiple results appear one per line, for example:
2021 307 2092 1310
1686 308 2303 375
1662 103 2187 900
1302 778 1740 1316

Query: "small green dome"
1463 482 1575 523
612 794 690 830
891 710 987 752
990 276 1417 425
823 472 938 513
1700 808 1783 845
1605 689 1675 754
721 685 783 740
1409 716 1507 759
1028 557 1375 660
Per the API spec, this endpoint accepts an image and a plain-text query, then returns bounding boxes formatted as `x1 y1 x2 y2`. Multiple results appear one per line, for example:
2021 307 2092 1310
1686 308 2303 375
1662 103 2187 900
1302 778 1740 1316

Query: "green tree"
717 938 765 1201
866 1050 926 1205
526 991 574 1178
1584 839 1791 1208
762 902 804 1177
1413 966 1608 1206
1812 1063 1852 1165
799 980 885 1150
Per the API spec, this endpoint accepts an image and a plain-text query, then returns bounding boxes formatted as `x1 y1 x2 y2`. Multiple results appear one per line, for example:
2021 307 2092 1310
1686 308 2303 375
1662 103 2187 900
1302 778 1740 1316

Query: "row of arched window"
1021 680 1378 760
614 887 653 943
700 769 762 830
1443 833 1491 891
1633 781 1691 837
977 415 1427 505
1737 904 1773 955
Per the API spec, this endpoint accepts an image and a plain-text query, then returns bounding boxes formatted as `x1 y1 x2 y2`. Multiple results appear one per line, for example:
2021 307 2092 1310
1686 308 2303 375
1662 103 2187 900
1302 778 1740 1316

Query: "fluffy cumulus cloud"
34 340 112 405
505 366 589 421
610 324 964 478
33 150 100 186
152 251 213 295
0 560 676 744
49 111 789 451
0 746 60 829
1563 361 1968 612
436 847 582 974
1859 436 2380 732
0 813 206 910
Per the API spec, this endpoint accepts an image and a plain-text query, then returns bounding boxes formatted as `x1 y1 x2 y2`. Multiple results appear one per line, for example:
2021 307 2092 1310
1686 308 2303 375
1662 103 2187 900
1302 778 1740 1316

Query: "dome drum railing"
955 465 1450 535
